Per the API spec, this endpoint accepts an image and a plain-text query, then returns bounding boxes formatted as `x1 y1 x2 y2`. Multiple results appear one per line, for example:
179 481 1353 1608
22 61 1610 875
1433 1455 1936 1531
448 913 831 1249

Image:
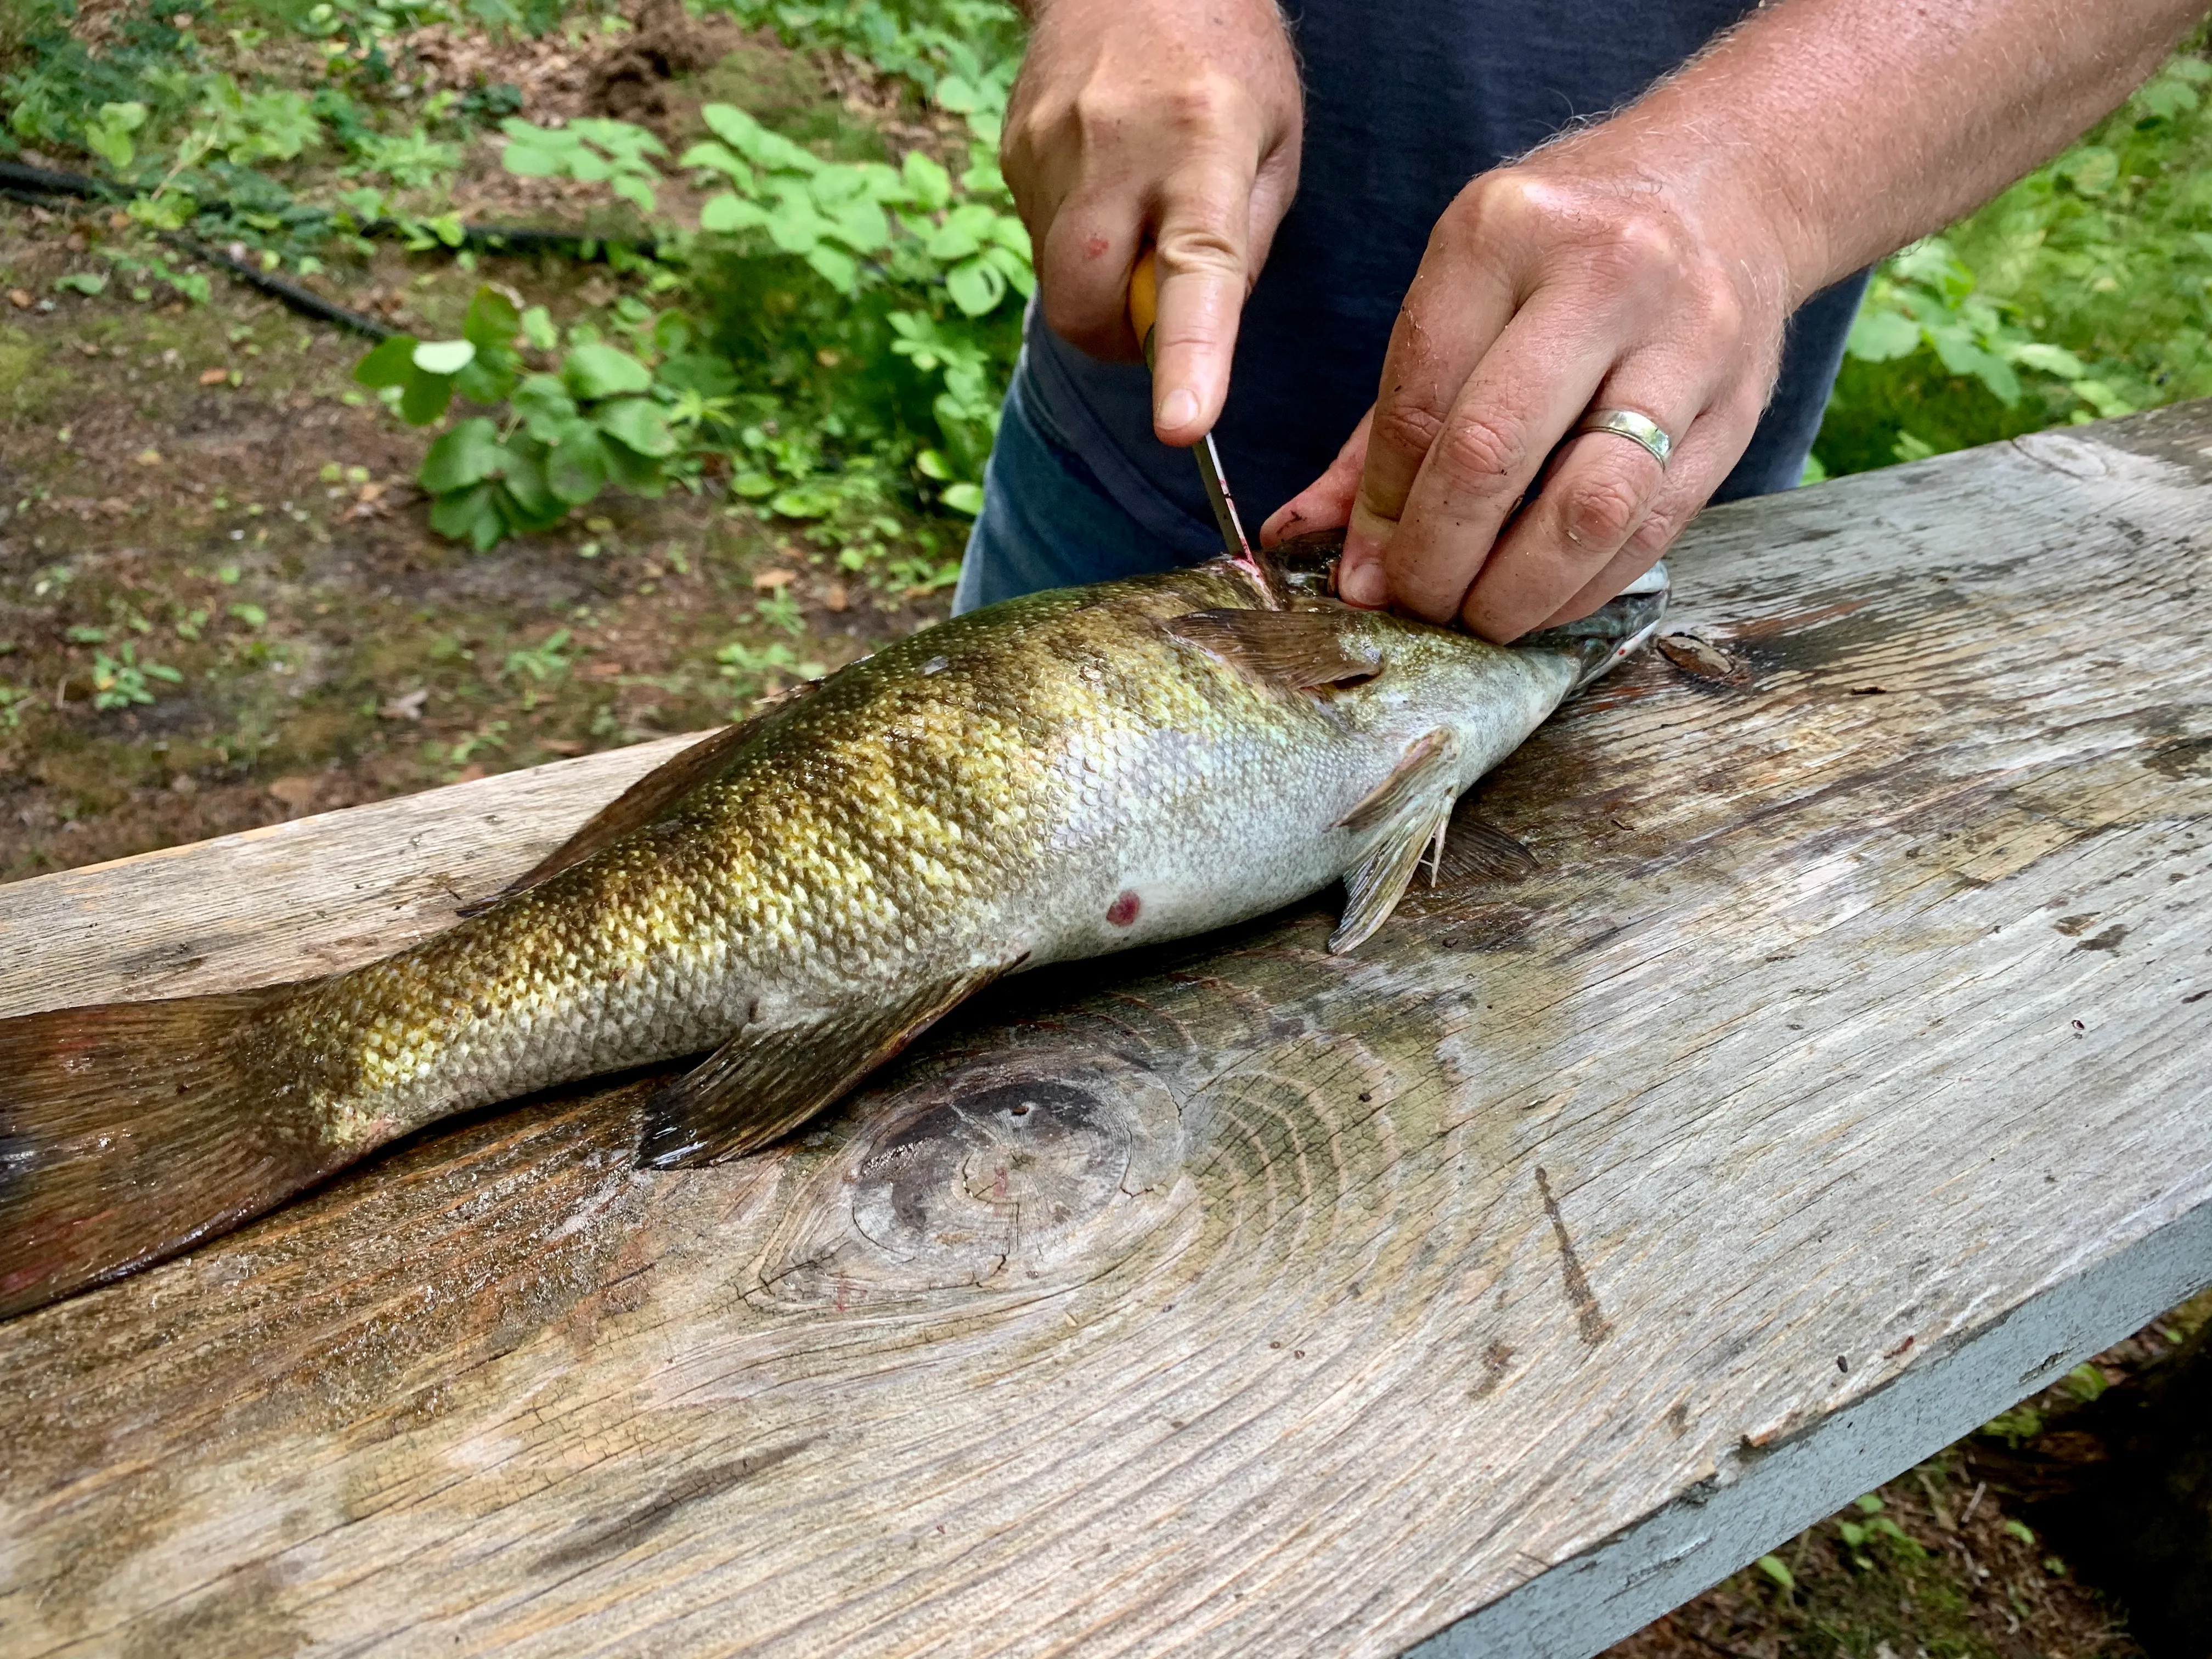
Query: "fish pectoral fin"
1435 809 1539 885
636 961 1017 1169
1161 607 1383 693
458 689 819 918
1331 727 1463 955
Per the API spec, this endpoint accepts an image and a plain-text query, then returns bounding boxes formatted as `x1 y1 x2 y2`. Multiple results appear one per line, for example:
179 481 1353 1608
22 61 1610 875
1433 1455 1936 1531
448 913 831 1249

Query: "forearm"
1598 0 2207 303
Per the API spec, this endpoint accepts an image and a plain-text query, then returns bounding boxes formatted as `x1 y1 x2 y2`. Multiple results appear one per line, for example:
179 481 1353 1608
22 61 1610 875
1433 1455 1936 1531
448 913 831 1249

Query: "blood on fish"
1106 890 1141 927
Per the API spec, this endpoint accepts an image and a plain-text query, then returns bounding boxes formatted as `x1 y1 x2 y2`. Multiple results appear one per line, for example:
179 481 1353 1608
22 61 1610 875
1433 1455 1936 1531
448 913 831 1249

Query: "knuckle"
1561 472 1646 548
1160 75 1242 134
1370 399 1448 466
1438 414 1526 484
1625 506 1682 558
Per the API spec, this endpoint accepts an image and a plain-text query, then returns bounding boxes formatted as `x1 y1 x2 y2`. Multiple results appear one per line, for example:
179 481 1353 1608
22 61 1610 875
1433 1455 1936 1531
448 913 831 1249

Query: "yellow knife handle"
1128 246 1159 358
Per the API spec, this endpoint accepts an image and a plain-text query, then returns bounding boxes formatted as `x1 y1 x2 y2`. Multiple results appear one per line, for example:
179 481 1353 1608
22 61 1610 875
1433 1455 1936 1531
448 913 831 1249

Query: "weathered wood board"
2 406 2209 1659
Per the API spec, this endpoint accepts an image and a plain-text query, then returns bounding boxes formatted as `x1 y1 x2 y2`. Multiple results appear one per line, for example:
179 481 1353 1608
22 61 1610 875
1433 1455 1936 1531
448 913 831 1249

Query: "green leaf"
595 396 676 457
420 417 506 494
454 352 520 407
1845 307 1921 363
412 338 476 376
430 482 508 551
901 150 951 211
54 272 106 295
1754 1555 1795 1592
945 256 1006 317
513 374 580 441
601 438 667 496
678 139 752 183
462 286 521 351
354 334 422 388
2012 341 2087 378
764 195 830 255
827 197 889 253
547 427 612 503
500 441 565 523
935 75 979 114
699 193 769 233
2004 1520 2036 1546
939 481 984 516
521 304 560 351
806 243 860 293
562 342 653 399
227 602 267 629
399 371 457 426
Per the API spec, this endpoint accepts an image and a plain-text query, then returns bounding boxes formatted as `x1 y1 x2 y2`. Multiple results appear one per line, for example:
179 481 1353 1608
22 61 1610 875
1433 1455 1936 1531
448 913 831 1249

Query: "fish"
0 543 1664 1318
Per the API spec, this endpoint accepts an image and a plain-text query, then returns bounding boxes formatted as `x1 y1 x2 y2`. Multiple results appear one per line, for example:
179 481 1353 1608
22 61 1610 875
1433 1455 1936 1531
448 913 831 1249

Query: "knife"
1128 248 1282 607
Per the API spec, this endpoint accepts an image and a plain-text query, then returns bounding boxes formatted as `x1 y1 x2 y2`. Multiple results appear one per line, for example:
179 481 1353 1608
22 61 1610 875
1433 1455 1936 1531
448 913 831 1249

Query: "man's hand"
1002 0 1301 447
1265 143 1792 640
1259 0 2205 644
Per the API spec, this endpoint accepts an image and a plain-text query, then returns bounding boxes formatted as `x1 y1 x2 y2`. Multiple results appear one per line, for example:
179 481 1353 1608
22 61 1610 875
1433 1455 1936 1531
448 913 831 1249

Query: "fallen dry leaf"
267 776 319 810
377 687 430 721
825 581 849 612
540 738 586 755
199 368 228 386
752 567 797 589
135 447 163 466
6 290 30 309
454 763 488 784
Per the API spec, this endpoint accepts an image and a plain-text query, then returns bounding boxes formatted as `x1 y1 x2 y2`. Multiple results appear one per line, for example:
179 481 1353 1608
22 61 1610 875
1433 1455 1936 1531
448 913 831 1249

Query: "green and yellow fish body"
0 554 1663 1316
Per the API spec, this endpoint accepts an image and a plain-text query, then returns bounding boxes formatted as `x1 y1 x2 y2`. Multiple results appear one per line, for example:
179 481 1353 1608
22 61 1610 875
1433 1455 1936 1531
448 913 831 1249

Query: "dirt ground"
0 198 944 880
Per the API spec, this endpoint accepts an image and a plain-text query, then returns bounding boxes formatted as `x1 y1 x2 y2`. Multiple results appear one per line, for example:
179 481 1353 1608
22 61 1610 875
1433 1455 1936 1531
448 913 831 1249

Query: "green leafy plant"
83 99 148 168
89 644 182 710
1816 37 2212 475
500 116 665 212
356 286 683 548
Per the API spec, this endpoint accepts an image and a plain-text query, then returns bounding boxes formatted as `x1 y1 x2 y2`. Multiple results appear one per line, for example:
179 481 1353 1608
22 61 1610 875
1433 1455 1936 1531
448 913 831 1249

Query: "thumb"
1147 165 1255 446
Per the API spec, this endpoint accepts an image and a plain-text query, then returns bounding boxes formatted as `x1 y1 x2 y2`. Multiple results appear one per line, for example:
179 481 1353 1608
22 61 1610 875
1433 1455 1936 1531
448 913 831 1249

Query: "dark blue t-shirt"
1022 0 1867 557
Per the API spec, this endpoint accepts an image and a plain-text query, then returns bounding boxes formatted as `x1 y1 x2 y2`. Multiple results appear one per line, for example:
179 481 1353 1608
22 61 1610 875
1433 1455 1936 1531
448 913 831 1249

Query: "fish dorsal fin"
636 960 1019 1168
458 689 813 917
1331 727 1463 953
1163 607 1382 693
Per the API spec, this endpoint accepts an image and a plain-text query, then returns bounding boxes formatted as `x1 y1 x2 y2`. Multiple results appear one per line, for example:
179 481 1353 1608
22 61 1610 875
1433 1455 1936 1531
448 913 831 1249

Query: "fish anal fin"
1162 607 1381 695
1331 727 1463 955
637 961 1017 1169
1435 809 1539 885
459 690 813 918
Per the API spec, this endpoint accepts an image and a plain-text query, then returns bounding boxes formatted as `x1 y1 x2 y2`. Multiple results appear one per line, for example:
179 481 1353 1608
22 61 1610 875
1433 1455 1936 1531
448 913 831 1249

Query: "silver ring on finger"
1575 408 1673 471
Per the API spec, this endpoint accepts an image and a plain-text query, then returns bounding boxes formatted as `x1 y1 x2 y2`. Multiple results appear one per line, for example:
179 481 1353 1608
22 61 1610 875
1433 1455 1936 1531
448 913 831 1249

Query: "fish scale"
0 552 1663 1318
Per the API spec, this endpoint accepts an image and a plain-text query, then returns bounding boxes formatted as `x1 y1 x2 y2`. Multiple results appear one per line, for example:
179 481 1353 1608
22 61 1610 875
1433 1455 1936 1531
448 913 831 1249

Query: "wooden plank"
1 405 2209 1659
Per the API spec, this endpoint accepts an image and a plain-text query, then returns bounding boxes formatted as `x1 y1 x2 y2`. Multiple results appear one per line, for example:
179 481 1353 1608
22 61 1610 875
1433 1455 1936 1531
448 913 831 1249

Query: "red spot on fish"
1107 890 1141 927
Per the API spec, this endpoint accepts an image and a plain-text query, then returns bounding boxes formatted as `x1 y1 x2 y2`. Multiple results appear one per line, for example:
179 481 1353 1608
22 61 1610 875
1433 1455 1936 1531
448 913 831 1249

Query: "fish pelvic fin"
1436 810 1539 885
637 961 1018 1169
458 687 819 918
0 984 338 1319
1161 607 1383 695
1331 727 1464 955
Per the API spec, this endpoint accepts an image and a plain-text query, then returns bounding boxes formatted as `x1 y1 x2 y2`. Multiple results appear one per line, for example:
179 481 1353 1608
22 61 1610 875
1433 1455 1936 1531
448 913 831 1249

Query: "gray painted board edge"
1404 1197 2212 1658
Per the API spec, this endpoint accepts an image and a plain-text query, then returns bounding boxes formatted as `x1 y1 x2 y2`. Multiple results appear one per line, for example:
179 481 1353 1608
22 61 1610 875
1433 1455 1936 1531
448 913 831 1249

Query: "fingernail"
1158 387 1198 432
1338 548 1386 608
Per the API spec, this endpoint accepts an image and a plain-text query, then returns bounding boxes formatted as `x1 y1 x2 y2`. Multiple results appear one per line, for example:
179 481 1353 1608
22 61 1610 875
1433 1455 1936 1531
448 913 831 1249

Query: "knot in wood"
748 1048 1183 1307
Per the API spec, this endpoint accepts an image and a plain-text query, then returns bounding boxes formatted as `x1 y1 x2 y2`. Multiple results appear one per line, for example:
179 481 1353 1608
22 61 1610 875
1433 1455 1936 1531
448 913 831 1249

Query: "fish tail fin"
0 985 336 1319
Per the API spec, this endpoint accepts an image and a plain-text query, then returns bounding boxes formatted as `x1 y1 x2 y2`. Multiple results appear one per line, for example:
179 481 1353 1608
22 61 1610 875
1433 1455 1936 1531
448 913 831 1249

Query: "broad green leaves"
682 101 1030 313
83 101 148 170
500 117 666 213
356 286 683 549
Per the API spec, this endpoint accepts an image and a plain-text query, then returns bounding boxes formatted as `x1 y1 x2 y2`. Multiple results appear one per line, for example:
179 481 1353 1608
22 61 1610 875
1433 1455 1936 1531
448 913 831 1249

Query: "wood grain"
2 406 2209 1659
